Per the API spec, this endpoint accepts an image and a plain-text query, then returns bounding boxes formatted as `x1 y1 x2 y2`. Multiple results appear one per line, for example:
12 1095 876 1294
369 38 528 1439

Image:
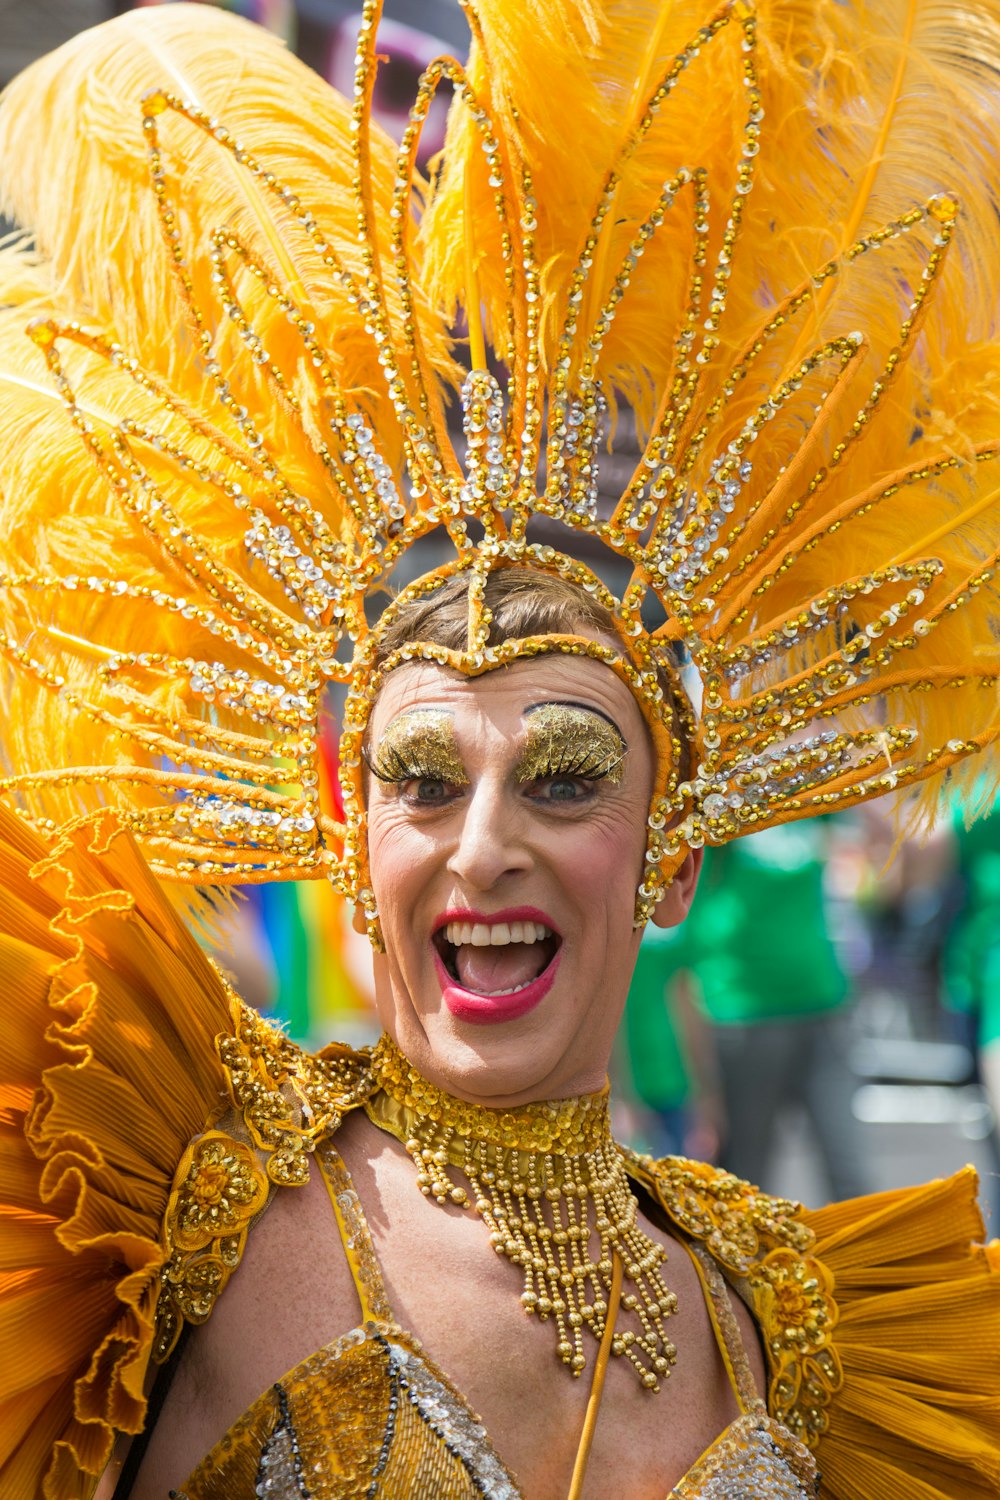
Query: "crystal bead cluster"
1 0 996 926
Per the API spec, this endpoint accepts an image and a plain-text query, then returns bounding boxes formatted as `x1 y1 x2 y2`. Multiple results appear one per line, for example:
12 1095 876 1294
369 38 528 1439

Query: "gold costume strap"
683 1241 762 1414
316 1136 396 1327
566 1250 624 1500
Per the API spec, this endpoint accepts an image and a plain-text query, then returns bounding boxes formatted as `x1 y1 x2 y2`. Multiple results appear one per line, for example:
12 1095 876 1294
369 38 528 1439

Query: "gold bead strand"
788 198 959 521
389 56 475 502
204 232 377 546
350 1 454 527
25 330 313 703
656 17 763 509
612 174 708 537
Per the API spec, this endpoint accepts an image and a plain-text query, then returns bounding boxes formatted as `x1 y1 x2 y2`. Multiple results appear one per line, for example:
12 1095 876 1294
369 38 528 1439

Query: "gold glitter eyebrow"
364 709 469 785
515 702 627 785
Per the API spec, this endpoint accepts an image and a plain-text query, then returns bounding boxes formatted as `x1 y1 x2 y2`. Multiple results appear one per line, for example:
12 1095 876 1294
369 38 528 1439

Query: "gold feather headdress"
0 0 997 931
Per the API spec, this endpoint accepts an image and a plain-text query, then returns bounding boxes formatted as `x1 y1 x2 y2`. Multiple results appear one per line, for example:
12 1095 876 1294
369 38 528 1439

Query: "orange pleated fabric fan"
802 1172 1000 1500
0 805 235 1497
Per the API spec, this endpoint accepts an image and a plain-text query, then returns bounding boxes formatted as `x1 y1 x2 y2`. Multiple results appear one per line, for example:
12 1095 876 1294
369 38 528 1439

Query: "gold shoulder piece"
628 1150 841 1446
628 1150 814 1270
155 1005 376 1361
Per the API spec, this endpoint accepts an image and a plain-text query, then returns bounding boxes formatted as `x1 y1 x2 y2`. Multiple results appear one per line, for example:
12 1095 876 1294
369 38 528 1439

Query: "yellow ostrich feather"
423 0 1000 415
0 5 454 414
417 0 1000 824
0 5 459 875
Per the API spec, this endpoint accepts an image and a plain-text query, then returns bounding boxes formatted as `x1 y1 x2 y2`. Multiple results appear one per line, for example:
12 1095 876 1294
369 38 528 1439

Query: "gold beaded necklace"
364 1034 678 1392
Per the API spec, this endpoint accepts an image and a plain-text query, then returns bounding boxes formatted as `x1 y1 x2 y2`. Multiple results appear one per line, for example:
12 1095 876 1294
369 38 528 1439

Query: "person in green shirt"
942 796 1000 1217
620 923 723 1160
684 819 871 1199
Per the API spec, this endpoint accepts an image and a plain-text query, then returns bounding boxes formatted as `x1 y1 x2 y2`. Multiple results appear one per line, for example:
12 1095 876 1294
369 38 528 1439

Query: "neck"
369 1031 613 1155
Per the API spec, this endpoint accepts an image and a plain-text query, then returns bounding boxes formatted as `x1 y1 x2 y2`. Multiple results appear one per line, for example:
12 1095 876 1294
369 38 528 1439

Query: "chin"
384 990 602 1105
429 1028 573 1104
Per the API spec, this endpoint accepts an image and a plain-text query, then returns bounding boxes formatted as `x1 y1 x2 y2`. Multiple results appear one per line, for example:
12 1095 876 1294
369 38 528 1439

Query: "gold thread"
515 704 626 786
365 708 470 786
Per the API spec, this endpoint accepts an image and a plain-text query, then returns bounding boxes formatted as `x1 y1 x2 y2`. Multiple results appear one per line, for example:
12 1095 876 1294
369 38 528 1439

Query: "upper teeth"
444 920 552 947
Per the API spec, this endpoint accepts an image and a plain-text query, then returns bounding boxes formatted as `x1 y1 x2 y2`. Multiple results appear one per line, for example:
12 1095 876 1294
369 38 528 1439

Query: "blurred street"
771 1044 999 1228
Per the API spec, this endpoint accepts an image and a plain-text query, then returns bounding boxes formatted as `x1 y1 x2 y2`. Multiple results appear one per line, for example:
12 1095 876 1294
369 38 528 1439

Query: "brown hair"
374 567 619 660
373 568 694 776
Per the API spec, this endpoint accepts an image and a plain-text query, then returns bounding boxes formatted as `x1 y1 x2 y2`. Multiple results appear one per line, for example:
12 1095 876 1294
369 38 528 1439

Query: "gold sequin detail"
749 1248 842 1443
1 1 994 943
366 709 469 786
156 1131 268 1360
170 1061 826 1499
631 1151 840 1451
154 1002 375 1361
627 1151 815 1273
670 1411 819 1498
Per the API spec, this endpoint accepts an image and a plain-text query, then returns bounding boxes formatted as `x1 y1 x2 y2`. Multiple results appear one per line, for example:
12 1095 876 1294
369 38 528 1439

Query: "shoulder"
629 1150 1000 1500
155 1016 374 1359
126 1106 372 1494
624 1151 829 1439
112 1026 379 1494
624 1150 814 1273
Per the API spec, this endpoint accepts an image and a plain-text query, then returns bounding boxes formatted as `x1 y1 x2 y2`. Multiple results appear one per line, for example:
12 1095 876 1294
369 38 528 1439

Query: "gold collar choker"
365 1034 678 1392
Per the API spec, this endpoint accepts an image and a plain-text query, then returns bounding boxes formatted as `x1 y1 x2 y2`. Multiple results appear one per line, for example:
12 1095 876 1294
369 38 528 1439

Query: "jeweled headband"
0 0 996 934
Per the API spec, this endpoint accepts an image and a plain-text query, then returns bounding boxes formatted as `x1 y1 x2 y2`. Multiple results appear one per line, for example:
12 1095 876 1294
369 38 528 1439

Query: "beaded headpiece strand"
0 0 997 931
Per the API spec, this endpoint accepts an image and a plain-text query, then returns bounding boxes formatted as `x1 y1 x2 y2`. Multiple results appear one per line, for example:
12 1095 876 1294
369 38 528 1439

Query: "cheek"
551 804 648 908
367 803 443 902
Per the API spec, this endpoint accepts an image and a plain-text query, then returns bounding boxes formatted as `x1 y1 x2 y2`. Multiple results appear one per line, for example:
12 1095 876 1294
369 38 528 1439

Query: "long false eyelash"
361 742 457 784
532 748 625 780
362 742 417 782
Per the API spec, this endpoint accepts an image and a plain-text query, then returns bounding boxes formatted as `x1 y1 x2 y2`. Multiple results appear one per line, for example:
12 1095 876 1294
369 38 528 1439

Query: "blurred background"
3 0 998 1225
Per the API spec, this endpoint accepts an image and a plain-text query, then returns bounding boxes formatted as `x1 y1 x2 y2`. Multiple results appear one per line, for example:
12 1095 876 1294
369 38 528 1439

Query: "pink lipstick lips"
432 906 562 1024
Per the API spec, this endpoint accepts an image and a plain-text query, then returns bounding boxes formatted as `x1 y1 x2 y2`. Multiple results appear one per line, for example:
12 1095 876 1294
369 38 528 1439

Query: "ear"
650 846 703 929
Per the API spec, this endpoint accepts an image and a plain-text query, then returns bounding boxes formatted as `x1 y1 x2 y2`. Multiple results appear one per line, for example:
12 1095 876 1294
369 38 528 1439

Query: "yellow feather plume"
421 0 1000 823
0 5 453 419
0 5 458 878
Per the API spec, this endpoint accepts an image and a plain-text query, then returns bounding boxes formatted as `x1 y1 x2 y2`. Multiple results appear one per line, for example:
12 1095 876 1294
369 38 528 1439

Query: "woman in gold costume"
0 1 999 1495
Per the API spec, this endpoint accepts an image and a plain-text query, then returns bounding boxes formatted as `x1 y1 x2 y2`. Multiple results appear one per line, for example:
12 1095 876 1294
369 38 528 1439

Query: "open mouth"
433 916 562 997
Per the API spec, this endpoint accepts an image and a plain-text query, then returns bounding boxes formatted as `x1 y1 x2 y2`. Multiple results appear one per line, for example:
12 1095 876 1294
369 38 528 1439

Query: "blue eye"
406 777 452 804
530 776 591 803
547 778 583 800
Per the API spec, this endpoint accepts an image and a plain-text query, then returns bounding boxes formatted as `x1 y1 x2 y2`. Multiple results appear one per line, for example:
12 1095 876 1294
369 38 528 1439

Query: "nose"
446 776 532 890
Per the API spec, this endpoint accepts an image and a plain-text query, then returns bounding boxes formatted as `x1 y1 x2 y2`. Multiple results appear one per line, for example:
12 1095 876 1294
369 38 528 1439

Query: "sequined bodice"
173 1136 818 1499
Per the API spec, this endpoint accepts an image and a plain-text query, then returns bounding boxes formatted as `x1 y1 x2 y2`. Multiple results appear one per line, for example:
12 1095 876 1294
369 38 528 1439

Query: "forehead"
368 653 645 742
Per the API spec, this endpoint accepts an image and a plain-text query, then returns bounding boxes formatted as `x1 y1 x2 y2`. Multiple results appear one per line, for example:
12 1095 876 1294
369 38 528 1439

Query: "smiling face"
364 652 699 1106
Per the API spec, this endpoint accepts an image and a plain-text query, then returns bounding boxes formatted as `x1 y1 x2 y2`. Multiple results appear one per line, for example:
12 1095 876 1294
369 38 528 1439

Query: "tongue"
454 941 547 995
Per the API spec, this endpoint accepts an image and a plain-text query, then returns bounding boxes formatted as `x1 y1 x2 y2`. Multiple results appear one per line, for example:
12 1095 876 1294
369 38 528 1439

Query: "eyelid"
522 751 623 782
364 711 469 786
515 705 627 787
365 753 469 786
525 775 596 804
400 776 465 805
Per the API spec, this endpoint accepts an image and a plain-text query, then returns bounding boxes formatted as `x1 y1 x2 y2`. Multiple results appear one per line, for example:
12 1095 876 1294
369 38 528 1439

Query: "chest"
336 1121 749 1499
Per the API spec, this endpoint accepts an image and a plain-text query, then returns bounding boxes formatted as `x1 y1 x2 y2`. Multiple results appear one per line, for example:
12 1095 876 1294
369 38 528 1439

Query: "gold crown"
0 0 997 929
